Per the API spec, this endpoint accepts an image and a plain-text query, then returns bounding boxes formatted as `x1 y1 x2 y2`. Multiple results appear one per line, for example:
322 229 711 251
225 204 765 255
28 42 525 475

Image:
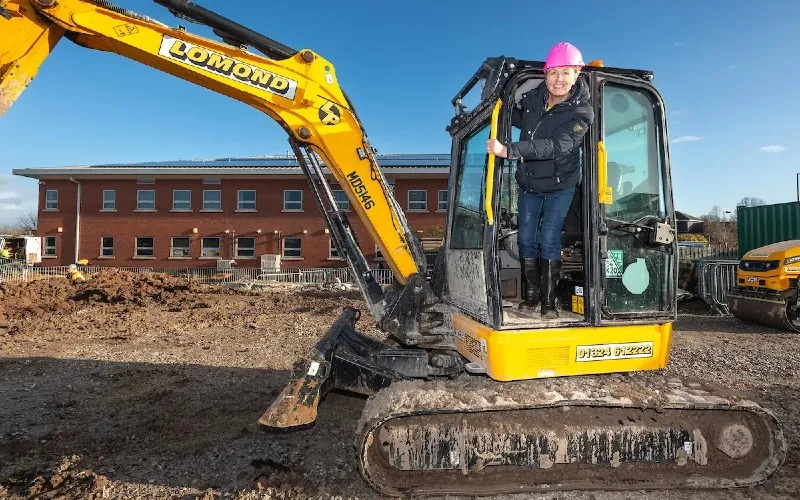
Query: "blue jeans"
517 186 576 261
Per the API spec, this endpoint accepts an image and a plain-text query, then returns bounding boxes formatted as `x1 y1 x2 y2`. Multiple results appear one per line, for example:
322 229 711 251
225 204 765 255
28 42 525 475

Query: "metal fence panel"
0 264 396 287
696 260 740 315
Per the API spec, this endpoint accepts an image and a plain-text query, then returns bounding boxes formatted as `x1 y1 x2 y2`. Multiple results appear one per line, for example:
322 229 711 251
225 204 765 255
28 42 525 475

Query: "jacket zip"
527 106 561 182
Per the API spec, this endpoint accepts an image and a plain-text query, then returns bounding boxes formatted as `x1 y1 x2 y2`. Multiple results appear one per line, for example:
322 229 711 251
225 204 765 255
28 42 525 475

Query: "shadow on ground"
0 357 369 498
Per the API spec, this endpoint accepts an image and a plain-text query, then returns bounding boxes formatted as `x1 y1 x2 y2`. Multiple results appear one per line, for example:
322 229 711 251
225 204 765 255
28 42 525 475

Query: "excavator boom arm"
1 0 428 321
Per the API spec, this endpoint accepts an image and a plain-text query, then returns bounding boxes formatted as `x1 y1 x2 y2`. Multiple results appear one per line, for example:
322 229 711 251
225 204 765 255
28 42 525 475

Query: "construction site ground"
0 269 798 500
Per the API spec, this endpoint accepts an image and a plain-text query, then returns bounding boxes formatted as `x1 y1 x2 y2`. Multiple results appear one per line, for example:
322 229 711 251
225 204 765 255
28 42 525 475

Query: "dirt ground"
0 269 798 500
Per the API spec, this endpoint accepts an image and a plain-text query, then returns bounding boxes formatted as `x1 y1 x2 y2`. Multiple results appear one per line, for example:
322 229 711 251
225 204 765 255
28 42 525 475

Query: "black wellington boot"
540 259 561 319
518 257 541 312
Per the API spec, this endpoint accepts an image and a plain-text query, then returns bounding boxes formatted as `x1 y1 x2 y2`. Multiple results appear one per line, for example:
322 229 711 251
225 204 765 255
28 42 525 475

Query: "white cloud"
671 108 688 116
0 202 25 211
728 65 736 70
673 42 685 47
759 145 786 153
671 135 704 144
0 175 38 227
0 191 24 201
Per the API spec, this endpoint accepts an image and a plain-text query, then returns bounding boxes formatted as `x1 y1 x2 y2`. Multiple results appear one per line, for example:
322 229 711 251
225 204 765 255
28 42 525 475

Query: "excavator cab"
439 58 679 381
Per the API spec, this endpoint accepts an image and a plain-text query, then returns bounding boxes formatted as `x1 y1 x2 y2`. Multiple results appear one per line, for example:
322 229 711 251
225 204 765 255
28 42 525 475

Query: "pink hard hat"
543 42 585 71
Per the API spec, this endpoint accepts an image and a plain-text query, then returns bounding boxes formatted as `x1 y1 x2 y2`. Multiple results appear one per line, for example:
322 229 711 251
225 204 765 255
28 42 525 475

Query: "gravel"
0 275 797 499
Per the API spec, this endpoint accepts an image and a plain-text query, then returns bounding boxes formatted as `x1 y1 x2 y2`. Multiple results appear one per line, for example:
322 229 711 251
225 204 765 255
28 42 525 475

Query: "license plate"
576 342 653 362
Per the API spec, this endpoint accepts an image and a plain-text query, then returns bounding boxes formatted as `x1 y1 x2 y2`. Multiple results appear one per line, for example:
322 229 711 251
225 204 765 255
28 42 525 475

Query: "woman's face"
545 66 579 97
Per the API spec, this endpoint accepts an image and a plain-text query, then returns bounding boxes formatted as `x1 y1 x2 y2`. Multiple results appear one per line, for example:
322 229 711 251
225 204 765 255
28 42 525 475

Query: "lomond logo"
159 35 298 100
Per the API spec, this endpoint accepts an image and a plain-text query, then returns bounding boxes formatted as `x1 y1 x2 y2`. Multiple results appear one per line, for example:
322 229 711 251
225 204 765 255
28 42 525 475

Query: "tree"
737 197 766 208
701 204 736 248
15 209 37 234
704 204 724 222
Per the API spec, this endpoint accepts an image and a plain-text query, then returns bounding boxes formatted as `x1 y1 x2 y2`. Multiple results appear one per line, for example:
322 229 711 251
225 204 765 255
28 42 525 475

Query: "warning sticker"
606 249 624 278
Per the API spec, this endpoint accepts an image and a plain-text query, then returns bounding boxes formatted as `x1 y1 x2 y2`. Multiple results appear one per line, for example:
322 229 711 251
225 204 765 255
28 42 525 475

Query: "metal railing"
0 265 396 287
678 245 739 262
696 260 740 315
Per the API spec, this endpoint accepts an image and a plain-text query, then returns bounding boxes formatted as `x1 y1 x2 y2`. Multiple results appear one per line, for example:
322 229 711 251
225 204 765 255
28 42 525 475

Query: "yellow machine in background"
729 240 800 332
1 0 787 495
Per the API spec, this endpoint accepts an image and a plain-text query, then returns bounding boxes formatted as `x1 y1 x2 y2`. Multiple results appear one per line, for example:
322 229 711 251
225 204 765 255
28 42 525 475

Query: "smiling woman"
484 41 594 319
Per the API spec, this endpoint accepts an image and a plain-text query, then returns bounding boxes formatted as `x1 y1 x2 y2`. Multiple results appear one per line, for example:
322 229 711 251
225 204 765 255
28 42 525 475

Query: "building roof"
12 153 452 179
675 210 702 221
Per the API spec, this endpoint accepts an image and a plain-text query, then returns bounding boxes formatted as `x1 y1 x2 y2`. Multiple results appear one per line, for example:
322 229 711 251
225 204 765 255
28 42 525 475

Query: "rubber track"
355 374 786 497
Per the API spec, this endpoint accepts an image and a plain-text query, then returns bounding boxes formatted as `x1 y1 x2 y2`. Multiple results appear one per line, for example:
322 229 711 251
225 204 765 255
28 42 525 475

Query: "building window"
103 190 116 210
45 190 58 210
137 190 155 210
387 179 395 195
283 190 302 211
173 190 191 211
282 237 302 258
438 190 448 211
374 245 384 261
329 237 341 259
43 236 56 256
408 190 427 211
171 237 190 257
203 190 221 211
135 236 154 257
136 178 155 184
332 189 349 211
237 190 256 210
202 237 220 257
100 236 114 257
236 237 255 258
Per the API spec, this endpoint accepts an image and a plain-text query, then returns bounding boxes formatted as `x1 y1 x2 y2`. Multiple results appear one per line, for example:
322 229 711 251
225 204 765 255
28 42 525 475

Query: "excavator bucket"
259 307 419 428
0 0 65 115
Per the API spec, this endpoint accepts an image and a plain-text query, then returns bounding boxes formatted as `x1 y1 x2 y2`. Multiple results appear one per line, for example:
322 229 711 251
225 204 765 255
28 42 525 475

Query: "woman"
486 42 594 319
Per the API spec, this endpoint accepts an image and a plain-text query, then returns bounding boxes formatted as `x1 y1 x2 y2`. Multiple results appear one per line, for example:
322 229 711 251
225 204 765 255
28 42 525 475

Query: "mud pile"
1 455 109 500
0 269 222 322
69 268 191 306
0 278 75 322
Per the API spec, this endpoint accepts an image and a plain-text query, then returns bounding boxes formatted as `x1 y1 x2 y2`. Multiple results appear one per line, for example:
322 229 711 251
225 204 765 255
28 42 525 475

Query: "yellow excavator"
2 0 787 496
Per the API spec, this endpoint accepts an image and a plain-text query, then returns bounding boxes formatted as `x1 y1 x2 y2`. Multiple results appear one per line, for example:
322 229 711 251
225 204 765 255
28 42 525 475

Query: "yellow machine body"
735 240 800 292
452 312 671 381
729 240 800 332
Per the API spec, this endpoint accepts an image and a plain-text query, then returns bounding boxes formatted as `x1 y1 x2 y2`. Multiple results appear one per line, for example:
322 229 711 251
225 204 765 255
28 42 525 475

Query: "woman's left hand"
486 139 508 158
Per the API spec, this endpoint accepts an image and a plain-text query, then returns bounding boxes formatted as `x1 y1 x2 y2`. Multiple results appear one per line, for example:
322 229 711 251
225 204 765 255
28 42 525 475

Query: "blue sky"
2 0 799 227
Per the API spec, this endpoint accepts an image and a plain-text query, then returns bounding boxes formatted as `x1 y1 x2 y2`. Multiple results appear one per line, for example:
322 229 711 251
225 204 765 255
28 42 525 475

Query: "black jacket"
508 76 594 193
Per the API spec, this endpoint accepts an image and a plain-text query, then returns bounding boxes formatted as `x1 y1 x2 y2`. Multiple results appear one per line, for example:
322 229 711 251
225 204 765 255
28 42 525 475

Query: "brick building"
13 154 450 269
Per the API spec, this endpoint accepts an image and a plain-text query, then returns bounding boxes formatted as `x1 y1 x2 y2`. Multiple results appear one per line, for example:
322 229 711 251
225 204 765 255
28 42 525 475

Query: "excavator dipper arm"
1 0 463 425
2 0 420 298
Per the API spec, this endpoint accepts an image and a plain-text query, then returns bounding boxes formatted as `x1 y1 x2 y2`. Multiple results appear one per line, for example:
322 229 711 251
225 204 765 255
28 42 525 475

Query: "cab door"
442 101 497 326
594 74 677 321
